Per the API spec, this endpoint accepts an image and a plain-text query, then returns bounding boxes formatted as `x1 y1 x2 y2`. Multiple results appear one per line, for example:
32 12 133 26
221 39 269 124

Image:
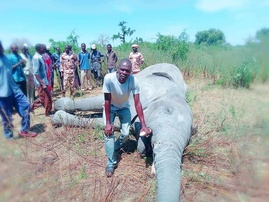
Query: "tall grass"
14 35 267 89
111 41 268 88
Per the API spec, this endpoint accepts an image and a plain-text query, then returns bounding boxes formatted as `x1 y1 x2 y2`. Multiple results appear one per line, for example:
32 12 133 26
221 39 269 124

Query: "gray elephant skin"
53 63 193 201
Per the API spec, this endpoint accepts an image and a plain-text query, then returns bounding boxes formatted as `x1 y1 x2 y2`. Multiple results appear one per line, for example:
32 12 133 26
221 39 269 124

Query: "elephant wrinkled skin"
52 63 193 201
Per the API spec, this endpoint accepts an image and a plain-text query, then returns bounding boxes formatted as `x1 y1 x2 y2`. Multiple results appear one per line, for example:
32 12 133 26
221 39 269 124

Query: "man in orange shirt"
129 44 144 74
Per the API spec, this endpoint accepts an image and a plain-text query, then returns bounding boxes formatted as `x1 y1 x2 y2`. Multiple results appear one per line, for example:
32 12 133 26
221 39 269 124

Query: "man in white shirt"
20 43 35 103
103 58 151 177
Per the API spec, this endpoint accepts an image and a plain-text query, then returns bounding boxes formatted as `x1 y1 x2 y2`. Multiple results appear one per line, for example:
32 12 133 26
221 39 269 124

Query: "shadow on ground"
30 123 46 134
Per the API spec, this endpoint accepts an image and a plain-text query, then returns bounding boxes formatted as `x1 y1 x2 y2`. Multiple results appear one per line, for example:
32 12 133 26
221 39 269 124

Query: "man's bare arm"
104 93 113 136
133 94 151 136
12 59 26 69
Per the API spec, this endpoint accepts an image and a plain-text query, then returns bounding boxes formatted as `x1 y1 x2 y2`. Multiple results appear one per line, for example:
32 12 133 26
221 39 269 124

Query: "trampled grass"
0 77 268 201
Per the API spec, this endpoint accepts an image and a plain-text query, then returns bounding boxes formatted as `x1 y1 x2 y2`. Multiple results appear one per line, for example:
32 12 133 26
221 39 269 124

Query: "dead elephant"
53 63 193 201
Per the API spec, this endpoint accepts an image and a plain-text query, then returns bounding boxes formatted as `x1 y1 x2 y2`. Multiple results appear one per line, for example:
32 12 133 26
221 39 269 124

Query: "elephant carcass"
52 63 193 201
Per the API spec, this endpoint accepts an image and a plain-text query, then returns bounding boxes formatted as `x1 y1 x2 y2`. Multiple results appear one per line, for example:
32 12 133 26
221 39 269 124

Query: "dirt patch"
1 81 269 201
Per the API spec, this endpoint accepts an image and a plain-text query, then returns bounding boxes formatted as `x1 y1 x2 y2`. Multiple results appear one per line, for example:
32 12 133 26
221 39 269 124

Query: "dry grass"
181 79 269 202
1 79 269 202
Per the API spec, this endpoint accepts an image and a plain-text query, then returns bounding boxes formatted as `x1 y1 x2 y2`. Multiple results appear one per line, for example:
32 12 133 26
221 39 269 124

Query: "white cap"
132 44 139 48
91 44 96 49
23 43 28 48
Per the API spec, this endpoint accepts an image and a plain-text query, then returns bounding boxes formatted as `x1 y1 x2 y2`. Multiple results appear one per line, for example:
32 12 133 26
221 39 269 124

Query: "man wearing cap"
129 44 144 74
90 44 104 87
20 43 35 103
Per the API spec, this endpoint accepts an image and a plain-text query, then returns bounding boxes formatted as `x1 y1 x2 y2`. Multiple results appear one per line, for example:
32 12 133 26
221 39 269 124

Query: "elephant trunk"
145 99 192 202
154 141 183 201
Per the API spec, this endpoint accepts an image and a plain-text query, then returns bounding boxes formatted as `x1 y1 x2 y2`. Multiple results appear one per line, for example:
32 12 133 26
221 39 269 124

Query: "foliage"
155 30 189 63
116 42 133 52
66 30 79 50
232 57 258 88
48 39 66 52
112 21 136 43
195 28 226 46
49 30 80 53
255 27 269 42
43 26 269 88
156 34 177 51
133 37 144 43
245 31 269 83
176 31 189 61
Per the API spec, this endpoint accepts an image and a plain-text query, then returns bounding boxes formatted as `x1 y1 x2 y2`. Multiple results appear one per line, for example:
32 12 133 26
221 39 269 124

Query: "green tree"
112 21 135 43
155 31 189 62
255 27 269 42
195 28 225 46
156 34 177 52
66 30 79 52
134 37 144 43
49 30 80 52
49 39 66 52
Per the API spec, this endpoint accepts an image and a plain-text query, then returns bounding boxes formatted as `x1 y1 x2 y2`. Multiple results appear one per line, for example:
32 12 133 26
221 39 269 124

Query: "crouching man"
102 58 151 177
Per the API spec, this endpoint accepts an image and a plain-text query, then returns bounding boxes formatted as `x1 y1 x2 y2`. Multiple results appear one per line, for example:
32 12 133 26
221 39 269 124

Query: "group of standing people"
57 42 145 97
0 40 59 140
55 43 114 97
1 39 150 179
0 41 38 139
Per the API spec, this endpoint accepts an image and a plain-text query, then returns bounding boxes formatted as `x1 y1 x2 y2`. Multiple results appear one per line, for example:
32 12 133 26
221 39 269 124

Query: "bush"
232 57 258 88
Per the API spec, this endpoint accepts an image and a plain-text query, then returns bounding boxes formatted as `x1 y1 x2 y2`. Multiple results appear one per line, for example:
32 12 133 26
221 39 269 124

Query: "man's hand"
139 127 152 138
104 124 114 136
20 59 26 64
41 84 47 89
20 59 26 67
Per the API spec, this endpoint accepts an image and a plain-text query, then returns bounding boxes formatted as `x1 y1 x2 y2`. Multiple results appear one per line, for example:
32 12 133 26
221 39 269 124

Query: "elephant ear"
151 72 175 82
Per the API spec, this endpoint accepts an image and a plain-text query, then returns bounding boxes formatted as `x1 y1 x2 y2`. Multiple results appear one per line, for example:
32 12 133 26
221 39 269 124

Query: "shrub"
232 57 258 88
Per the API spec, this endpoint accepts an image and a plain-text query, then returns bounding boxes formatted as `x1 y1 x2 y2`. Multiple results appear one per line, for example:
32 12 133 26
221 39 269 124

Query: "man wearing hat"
129 44 144 74
90 44 104 87
20 43 35 103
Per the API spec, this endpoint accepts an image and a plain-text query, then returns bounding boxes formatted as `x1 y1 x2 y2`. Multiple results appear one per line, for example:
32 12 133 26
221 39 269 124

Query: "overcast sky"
1 0 268 48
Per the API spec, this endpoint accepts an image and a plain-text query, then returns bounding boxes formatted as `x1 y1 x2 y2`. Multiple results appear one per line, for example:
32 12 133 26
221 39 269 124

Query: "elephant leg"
134 121 152 157
52 110 103 128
